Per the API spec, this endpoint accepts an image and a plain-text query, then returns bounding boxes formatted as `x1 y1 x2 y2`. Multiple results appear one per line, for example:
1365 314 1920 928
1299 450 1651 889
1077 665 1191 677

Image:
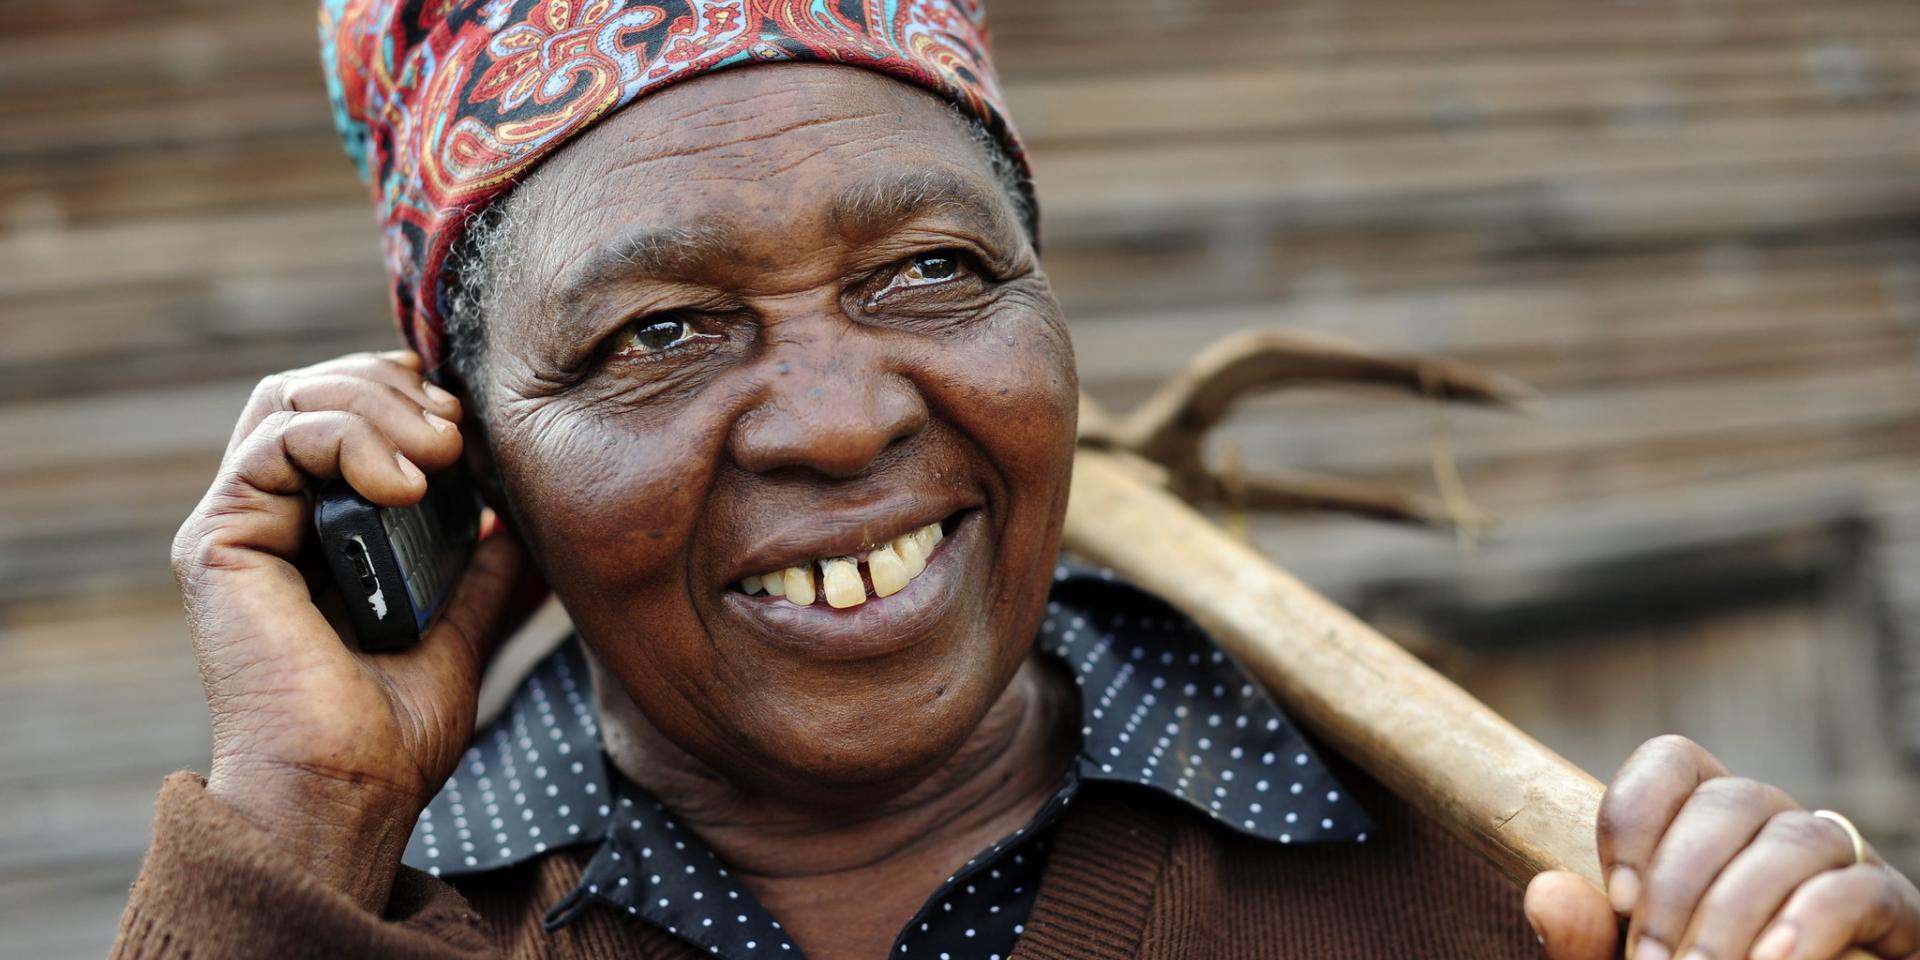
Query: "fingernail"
1608 865 1642 914
424 409 457 433
395 451 424 484
1636 937 1671 960
1680 950 1711 960
423 382 457 408
1751 925 1795 960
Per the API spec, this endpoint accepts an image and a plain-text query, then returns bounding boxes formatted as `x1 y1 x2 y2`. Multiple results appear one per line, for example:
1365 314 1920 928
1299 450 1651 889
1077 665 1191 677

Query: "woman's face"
472 64 1078 802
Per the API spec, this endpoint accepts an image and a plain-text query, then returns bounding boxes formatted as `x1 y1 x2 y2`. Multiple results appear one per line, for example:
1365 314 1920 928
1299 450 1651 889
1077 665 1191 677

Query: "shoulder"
1037 566 1540 956
1036 759 1540 959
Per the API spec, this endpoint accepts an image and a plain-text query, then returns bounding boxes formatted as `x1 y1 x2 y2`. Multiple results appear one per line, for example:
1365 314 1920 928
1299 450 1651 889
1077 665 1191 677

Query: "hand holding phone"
169 350 525 910
315 469 480 650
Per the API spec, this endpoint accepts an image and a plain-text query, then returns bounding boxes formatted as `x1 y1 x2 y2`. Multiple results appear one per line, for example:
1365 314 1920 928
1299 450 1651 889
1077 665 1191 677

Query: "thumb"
1526 870 1620 960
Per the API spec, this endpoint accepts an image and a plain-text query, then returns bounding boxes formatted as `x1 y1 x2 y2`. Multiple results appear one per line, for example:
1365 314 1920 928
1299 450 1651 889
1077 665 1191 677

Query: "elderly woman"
116 2 1920 959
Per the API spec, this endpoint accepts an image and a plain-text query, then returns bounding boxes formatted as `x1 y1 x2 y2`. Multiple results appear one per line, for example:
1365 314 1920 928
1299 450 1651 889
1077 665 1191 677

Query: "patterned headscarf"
319 0 1029 369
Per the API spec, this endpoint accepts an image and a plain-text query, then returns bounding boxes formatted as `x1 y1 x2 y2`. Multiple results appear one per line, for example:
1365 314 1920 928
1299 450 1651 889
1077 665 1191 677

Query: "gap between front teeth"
739 521 944 609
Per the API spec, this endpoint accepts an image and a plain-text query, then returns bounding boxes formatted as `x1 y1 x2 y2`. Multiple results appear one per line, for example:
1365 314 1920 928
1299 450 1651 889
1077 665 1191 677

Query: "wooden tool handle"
1064 450 1877 959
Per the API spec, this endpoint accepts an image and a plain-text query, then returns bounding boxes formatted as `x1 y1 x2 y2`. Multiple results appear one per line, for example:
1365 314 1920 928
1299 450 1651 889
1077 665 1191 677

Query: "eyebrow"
550 169 1012 320
555 223 738 316
827 168 1009 239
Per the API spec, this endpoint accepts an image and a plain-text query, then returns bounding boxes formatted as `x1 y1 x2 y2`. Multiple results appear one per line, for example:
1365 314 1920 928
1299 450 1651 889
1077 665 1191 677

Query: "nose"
729 322 929 478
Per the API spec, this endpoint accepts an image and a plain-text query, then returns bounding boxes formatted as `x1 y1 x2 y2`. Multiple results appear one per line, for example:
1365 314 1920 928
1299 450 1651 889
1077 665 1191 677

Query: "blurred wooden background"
6 0 1920 956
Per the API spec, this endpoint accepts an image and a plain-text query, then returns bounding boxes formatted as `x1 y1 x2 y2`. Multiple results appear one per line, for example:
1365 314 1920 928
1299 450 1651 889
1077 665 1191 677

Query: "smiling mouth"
734 513 959 610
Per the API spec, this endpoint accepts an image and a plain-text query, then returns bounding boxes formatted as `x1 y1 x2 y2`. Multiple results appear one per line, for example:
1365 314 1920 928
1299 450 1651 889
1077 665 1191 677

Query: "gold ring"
1811 809 1867 866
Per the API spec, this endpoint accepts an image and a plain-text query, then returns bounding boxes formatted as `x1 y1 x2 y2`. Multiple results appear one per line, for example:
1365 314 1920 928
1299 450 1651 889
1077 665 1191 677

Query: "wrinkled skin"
166 62 1920 960
467 64 1076 809
459 64 1081 953
1528 735 1920 960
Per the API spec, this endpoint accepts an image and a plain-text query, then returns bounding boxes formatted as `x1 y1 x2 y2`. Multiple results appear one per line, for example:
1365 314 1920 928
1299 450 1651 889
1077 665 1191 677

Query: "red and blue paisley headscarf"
319 0 1029 368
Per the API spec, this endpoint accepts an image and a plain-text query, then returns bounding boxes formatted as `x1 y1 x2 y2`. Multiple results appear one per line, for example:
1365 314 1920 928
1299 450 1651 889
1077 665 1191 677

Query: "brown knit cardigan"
111 749 1540 959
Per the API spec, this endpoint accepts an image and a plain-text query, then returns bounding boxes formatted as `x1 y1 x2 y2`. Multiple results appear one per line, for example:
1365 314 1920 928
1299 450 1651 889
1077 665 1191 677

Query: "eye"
614 315 696 358
900 251 964 286
868 250 977 307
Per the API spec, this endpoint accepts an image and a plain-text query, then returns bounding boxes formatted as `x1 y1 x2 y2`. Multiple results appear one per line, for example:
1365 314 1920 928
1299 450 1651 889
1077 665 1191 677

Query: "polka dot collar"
403 562 1370 958
1045 563 1369 844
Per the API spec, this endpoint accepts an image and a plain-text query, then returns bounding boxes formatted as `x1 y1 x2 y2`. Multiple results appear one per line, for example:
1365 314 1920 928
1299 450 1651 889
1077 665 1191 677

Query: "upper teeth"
739 521 945 609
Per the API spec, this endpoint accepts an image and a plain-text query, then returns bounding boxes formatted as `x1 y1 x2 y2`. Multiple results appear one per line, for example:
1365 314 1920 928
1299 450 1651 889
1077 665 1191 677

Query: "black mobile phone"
313 471 480 651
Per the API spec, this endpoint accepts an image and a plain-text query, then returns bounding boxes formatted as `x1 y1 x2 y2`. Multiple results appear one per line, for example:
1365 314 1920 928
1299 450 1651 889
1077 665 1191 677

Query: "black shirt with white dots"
404 563 1371 959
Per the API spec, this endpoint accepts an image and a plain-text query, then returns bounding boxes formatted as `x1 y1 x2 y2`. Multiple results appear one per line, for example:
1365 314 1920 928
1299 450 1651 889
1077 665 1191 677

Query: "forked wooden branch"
1063 447 1606 885
1079 329 1526 527
1066 339 1871 958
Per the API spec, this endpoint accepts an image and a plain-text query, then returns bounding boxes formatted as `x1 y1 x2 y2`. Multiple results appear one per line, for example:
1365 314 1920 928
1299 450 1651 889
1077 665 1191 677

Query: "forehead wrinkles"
828 168 999 236
503 70 998 309
523 67 975 212
517 116 933 271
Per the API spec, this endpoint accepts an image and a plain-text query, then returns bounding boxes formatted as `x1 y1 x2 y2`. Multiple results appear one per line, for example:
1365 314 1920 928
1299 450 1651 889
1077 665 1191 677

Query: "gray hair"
439 107 1033 402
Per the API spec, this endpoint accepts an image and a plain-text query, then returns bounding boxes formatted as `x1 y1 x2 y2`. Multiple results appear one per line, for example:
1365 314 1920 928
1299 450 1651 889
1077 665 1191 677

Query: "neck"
589 653 1077 959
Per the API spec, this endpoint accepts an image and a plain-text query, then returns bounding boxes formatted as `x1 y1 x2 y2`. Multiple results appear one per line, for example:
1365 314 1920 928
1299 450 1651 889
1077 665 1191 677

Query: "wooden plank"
1069 246 1913 390
0 139 359 227
1220 363 1920 476
1006 41 1920 145
1045 228 1915 317
1243 454 1920 605
994 1 1920 74
0 7 314 93
0 859 142 960
1336 416 1920 518
0 380 249 476
0 205 379 300
1032 107 1920 232
2 272 385 367
0 81 331 163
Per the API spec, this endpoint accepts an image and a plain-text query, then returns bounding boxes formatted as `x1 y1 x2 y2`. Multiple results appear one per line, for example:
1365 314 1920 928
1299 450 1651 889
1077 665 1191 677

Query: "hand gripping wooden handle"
1063 450 1876 959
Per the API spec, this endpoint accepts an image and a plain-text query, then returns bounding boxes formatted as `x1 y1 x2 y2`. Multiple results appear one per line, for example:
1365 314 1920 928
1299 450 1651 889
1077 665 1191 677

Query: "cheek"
492 399 728 597
928 294 1077 656
943 295 1079 491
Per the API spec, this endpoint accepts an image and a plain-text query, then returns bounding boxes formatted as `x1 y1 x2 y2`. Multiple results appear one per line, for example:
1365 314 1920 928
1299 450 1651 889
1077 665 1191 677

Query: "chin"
726 652 1016 803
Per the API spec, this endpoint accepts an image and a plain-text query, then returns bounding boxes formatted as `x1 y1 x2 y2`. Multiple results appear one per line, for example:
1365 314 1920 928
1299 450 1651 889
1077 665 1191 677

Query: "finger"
276 374 463 470
1598 736 1731 916
1527 870 1619 960
178 408 381 579
228 352 461 455
380 348 426 372
342 351 459 415
1678 810 1864 960
173 426 346 636
232 353 461 446
1759 864 1920 960
1629 777 1795 956
178 466 310 565
185 403 448 612
294 350 448 411
230 409 427 508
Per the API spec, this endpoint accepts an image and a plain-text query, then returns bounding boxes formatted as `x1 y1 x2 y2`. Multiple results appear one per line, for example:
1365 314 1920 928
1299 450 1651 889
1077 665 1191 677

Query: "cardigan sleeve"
110 771 503 960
